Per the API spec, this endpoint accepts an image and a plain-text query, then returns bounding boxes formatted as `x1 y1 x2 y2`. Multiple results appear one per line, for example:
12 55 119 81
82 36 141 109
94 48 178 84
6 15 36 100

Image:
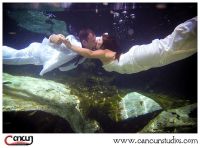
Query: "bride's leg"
163 17 197 52
157 17 197 66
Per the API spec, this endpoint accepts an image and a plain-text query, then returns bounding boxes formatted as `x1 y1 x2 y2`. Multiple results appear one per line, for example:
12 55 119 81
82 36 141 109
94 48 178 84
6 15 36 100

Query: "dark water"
3 3 197 133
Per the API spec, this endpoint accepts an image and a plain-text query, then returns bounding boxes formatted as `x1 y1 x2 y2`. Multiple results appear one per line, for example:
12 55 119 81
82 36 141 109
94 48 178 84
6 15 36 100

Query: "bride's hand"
49 34 63 45
58 34 65 38
62 38 72 48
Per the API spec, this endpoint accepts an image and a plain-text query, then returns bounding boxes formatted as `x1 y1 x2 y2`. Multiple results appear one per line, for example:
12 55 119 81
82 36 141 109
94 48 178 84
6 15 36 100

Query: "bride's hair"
101 34 121 60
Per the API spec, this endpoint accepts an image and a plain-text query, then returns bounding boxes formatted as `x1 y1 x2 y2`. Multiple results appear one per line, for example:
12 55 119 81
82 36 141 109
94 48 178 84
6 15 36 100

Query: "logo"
4 135 33 146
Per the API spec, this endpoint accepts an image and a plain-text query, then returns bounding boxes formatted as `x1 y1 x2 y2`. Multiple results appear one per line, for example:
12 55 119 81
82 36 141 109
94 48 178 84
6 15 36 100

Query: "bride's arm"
61 37 106 59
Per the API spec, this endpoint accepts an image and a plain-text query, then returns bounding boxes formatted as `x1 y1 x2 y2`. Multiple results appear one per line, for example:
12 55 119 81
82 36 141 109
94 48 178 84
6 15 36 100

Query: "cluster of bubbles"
110 3 136 40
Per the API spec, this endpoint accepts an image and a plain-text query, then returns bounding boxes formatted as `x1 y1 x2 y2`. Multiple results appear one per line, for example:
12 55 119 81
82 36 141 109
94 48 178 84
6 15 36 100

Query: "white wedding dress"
103 17 197 74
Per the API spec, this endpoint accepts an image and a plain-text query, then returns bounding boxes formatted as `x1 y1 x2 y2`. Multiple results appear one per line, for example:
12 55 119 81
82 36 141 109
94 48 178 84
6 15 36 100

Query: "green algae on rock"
140 103 197 133
3 73 99 133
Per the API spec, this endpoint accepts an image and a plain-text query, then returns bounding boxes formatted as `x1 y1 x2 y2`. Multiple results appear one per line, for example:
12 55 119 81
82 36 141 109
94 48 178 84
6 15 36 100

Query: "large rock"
3 73 99 133
140 103 197 133
6 3 69 11
119 92 162 120
7 10 68 36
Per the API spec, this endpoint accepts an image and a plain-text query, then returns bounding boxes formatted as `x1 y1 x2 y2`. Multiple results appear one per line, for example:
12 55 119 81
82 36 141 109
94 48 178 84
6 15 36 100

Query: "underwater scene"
3 3 197 133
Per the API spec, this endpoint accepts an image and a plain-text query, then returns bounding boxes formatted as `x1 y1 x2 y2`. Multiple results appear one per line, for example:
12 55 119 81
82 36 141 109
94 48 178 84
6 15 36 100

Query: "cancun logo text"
4 135 33 146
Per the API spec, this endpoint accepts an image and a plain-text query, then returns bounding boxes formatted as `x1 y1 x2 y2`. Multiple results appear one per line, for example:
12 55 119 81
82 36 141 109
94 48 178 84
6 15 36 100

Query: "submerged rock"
3 72 196 133
140 103 197 133
3 73 99 133
6 3 68 11
119 92 162 119
7 10 68 36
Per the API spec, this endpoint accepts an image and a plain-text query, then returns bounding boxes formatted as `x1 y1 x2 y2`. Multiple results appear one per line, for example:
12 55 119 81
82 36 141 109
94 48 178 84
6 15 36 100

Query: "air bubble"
113 12 120 17
122 10 127 14
119 19 123 23
130 14 135 19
